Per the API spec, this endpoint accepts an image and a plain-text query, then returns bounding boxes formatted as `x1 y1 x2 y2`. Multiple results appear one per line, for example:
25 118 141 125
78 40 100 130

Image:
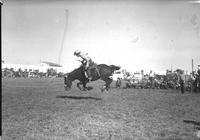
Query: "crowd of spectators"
1 68 65 78
116 68 200 93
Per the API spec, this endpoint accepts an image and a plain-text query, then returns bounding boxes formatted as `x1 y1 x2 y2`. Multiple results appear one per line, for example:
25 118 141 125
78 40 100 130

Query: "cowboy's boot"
86 68 92 81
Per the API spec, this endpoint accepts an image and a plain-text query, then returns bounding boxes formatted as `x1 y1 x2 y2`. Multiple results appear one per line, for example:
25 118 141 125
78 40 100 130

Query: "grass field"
2 78 200 140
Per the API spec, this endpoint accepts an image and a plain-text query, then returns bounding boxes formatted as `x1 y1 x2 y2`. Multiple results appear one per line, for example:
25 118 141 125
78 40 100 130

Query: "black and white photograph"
2 0 200 139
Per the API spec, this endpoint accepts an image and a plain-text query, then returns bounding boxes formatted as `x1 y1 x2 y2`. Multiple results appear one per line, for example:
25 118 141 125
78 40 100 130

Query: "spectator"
177 70 185 94
149 70 154 88
197 65 200 92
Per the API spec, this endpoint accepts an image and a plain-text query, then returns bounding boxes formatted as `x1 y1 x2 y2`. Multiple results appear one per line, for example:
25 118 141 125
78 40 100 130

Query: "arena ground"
2 78 200 140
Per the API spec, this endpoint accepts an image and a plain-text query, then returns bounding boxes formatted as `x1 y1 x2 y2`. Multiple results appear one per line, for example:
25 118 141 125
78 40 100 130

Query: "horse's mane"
68 65 84 79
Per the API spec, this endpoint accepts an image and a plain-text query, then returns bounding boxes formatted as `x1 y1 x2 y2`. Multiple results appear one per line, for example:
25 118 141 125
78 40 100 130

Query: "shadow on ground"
183 120 200 130
56 95 102 100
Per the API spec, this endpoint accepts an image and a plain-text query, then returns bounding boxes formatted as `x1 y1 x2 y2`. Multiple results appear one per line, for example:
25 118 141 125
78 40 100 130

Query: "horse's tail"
110 65 121 72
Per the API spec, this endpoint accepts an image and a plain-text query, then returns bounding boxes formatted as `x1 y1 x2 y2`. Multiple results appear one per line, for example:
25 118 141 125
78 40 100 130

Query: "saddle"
81 60 100 80
87 64 100 78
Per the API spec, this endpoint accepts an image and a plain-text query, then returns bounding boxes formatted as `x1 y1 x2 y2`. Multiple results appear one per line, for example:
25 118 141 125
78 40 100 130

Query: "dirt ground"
2 78 200 140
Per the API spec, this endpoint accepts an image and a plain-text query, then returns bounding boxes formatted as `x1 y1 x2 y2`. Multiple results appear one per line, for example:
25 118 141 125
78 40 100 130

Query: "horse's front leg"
77 81 88 91
82 81 89 91
77 82 83 90
101 77 112 92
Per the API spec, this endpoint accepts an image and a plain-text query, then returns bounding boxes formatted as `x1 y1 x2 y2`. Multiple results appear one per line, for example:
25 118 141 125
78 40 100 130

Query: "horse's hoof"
64 86 71 91
87 86 93 91
82 88 87 91
101 85 107 92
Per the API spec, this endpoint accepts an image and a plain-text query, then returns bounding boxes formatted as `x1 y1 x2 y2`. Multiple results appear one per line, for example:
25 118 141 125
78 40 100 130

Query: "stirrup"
88 77 92 81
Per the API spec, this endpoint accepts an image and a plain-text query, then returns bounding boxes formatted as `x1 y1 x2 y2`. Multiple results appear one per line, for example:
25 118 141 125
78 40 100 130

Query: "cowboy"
74 50 94 81
197 65 200 92
177 70 185 94
197 65 200 75
149 70 154 88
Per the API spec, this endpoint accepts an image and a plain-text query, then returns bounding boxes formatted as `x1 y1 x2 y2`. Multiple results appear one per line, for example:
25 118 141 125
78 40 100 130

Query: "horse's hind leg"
102 77 113 91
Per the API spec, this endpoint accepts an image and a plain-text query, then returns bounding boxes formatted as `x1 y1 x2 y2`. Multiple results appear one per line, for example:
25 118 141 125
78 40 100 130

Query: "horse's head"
64 75 72 91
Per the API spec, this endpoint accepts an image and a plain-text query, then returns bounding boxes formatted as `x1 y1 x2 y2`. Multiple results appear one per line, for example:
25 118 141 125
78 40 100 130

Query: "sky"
2 0 200 72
